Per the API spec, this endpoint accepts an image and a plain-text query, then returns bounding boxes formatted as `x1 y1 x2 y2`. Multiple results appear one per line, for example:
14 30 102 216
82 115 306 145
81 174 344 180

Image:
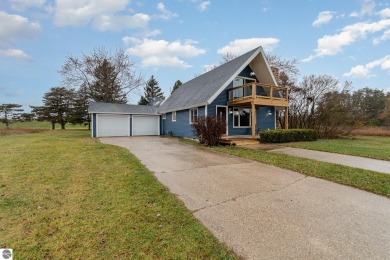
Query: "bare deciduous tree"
59 47 142 103
288 74 339 130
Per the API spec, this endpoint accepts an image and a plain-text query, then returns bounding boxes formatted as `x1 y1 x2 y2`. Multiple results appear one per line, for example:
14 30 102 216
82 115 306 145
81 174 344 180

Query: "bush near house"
260 129 317 143
192 116 226 146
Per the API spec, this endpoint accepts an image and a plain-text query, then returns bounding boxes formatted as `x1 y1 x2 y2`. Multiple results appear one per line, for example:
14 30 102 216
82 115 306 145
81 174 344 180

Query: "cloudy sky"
0 0 389 109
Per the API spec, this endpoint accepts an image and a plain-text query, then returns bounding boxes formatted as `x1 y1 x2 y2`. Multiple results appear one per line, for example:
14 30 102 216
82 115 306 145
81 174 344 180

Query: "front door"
216 106 227 135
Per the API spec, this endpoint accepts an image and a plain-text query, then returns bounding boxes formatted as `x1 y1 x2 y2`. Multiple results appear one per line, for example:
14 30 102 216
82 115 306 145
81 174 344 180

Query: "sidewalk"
260 146 390 174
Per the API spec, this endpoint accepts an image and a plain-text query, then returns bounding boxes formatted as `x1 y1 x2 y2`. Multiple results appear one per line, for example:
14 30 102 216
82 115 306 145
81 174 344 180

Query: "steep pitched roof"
88 102 158 115
158 46 276 113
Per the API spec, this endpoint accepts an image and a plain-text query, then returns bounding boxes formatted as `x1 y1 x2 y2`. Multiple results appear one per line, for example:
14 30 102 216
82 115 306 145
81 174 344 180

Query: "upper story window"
233 77 256 87
189 108 198 124
172 111 176 122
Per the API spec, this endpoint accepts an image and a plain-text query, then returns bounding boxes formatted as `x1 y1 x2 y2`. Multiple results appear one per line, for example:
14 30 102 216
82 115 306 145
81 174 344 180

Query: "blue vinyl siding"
92 113 97 137
257 106 275 132
162 106 206 137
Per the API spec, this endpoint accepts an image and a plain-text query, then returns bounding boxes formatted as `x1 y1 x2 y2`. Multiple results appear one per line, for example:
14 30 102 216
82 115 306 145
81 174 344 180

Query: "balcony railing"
228 83 288 106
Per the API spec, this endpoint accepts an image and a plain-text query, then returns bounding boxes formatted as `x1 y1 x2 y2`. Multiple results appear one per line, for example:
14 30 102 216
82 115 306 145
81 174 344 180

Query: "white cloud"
156 2 178 20
0 11 40 45
361 0 376 15
0 48 32 61
53 0 149 30
0 11 39 61
312 11 335 27
126 38 206 68
303 19 390 62
217 38 280 56
8 0 46 10
378 8 390 18
349 11 359 17
92 13 149 31
349 0 376 17
344 55 390 78
373 29 390 44
198 1 210 12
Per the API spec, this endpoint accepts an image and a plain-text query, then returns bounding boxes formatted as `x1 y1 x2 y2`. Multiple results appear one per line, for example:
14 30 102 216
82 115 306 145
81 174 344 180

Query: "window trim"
232 107 251 128
189 107 198 124
172 111 176 122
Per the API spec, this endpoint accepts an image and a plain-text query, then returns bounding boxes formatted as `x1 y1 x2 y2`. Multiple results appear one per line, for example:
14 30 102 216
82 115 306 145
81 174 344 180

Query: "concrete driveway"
101 137 390 259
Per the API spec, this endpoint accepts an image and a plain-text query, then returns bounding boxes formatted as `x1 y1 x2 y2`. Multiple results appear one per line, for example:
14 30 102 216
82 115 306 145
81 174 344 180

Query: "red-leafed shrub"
192 116 226 146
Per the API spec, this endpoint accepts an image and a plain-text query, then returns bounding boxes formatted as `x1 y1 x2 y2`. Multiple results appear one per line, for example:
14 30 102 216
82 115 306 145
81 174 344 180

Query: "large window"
233 108 251 127
172 111 176 122
189 108 198 124
232 77 256 99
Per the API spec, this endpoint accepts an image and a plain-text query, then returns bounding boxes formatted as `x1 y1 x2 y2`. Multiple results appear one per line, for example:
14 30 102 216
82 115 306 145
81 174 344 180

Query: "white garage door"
97 114 129 137
133 116 160 136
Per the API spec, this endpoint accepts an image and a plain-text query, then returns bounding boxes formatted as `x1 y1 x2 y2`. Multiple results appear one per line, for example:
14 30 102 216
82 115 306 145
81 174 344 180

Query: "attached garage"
89 102 160 137
97 114 130 137
133 116 160 136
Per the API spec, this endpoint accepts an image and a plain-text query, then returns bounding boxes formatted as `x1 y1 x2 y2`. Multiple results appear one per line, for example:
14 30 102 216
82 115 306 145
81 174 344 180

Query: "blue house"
89 46 289 138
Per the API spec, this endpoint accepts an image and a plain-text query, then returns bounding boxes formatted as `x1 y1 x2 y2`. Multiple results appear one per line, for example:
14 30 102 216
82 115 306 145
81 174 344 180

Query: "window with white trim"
172 111 176 122
189 108 198 124
162 113 166 119
233 107 251 127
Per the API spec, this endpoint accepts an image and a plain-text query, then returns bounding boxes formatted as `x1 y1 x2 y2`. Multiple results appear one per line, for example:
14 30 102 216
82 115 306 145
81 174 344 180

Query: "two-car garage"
89 102 160 138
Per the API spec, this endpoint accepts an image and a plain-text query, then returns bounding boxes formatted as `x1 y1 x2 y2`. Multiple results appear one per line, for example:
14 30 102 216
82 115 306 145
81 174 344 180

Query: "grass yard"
179 139 390 198
283 136 390 161
0 131 235 259
0 121 88 130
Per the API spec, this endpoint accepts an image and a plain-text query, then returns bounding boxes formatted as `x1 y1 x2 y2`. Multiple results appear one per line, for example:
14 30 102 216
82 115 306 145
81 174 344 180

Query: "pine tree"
32 87 75 129
91 59 127 104
0 104 24 129
171 80 182 94
138 75 165 106
70 84 91 129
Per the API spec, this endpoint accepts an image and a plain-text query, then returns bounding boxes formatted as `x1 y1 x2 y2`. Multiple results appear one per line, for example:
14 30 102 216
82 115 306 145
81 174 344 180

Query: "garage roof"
88 102 159 115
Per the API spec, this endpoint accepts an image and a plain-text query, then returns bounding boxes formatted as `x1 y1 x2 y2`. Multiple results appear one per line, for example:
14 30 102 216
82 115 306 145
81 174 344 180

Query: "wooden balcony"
227 83 289 138
228 83 288 107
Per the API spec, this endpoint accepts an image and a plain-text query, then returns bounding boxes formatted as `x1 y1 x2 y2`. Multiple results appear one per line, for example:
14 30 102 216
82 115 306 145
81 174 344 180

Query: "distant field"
284 135 390 161
0 121 88 130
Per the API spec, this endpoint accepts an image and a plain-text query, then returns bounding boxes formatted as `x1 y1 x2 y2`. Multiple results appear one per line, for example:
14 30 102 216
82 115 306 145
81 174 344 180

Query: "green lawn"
0 121 88 130
283 136 390 161
179 139 390 198
0 131 235 259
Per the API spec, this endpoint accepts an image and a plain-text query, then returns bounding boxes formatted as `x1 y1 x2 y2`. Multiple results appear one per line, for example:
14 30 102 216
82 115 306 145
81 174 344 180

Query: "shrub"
192 116 226 146
260 129 317 143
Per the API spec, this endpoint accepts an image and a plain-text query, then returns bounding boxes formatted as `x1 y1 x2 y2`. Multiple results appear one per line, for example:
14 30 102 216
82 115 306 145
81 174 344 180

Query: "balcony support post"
251 102 256 138
285 106 289 129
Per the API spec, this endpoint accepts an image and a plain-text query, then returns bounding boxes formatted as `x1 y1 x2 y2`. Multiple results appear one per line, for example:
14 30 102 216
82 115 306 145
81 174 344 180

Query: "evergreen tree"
0 103 24 129
138 75 165 106
70 84 91 129
32 87 75 129
171 80 182 94
91 59 127 104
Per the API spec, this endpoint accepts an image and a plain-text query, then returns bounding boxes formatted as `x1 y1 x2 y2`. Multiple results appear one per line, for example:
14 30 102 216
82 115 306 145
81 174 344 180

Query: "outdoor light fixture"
250 71 256 76
266 109 272 116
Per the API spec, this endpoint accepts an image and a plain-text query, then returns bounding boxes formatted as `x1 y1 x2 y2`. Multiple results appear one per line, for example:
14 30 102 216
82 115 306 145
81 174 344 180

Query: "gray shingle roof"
158 46 262 113
88 102 158 115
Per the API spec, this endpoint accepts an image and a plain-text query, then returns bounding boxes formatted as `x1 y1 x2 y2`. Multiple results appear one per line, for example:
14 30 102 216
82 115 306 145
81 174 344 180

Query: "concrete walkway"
101 137 390 259
267 147 390 174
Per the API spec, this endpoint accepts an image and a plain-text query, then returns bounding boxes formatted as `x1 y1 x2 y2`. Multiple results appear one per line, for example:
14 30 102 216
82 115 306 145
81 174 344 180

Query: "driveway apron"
100 137 390 259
